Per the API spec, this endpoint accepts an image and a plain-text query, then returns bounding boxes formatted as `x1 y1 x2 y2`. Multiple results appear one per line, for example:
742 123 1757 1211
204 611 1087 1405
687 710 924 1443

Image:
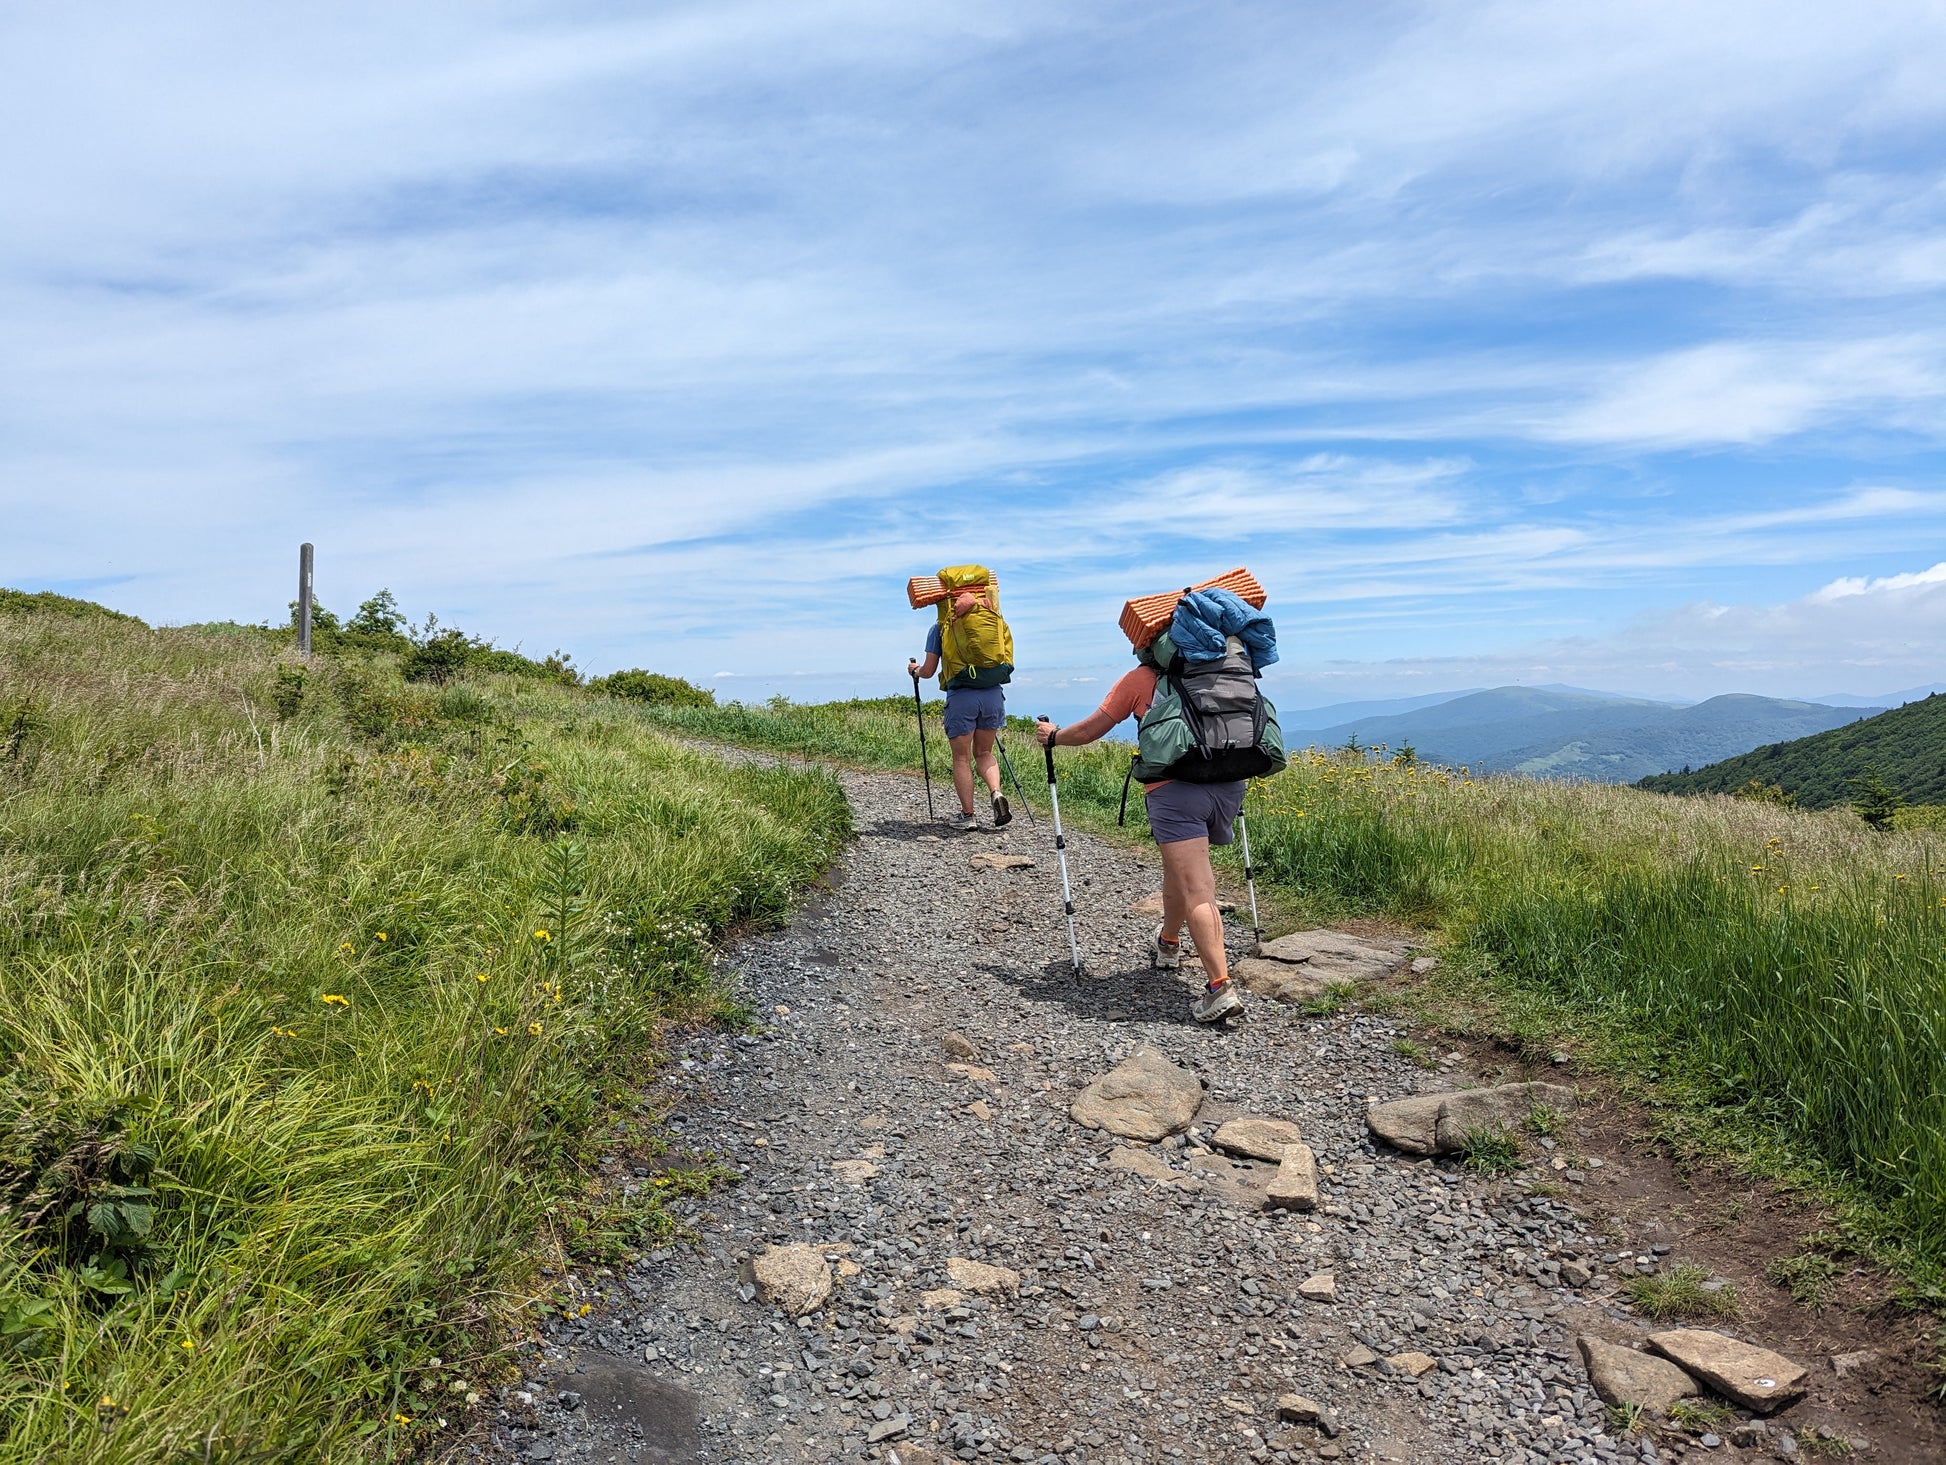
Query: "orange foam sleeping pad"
1119 567 1266 648
907 571 999 609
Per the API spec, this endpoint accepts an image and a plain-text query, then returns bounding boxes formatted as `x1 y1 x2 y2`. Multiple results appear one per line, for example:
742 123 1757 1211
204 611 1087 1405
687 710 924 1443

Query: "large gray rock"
1212 1116 1305 1161
1365 1082 1577 1156
1070 1046 1204 1141
1648 1329 1808 1415
1432 1082 1577 1153
1363 1093 1449 1156
1251 929 1408 984
1578 1335 1699 1413
748 1244 833 1317
1232 957 1337 1005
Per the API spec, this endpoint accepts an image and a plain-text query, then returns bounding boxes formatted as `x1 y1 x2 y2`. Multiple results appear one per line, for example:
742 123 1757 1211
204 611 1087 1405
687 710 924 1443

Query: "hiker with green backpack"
1035 584 1284 1023
907 565 1016 830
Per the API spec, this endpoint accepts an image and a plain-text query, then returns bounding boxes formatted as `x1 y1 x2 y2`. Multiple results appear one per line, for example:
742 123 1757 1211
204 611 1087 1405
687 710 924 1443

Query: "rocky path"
462 764 1855 1465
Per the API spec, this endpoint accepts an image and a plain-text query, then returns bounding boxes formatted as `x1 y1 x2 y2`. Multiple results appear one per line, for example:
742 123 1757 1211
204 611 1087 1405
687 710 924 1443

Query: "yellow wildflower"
533 929 551 943
393 1413 412 1426
475 973 489 983
528 1021 544 1036
321 994 350 1006
493 1026 509 1036
376 932 388 941
180 1339 195 1350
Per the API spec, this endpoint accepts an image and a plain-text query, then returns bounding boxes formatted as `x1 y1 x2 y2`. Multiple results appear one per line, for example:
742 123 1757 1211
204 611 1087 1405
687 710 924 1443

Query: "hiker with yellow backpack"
1036 570 1284 1023
906 565 1016 830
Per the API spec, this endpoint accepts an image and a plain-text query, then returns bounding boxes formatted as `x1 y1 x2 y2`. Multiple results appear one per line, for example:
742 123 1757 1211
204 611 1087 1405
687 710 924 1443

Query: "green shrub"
0 587 145 625
589 669 716 708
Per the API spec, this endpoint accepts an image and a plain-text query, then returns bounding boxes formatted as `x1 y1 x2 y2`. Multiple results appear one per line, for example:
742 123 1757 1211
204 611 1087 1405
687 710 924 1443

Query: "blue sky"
5 1 1946 716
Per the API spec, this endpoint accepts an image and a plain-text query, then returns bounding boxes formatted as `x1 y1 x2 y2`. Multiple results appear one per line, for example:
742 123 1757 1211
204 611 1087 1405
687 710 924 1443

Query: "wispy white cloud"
5 1 1946 699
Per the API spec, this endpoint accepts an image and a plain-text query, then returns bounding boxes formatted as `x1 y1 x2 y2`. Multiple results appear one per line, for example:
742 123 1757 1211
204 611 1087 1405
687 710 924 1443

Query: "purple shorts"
1144 779 1246 846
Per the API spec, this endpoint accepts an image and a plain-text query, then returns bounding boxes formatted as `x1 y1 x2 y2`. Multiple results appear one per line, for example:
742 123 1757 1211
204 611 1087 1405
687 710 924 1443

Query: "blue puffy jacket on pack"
1169 586 1278 670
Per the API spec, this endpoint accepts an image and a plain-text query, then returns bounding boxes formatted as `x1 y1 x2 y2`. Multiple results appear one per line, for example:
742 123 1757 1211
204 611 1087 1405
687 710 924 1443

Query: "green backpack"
1118 630 1286 822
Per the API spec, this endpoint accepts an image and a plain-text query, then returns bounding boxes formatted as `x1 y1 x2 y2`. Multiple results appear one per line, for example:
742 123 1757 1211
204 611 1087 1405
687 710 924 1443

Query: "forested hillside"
1638 693 1946 808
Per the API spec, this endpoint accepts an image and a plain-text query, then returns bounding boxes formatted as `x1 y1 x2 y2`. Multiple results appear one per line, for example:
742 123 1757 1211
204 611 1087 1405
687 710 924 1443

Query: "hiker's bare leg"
949 732 977 814
1160 837 1230 986
971 727 1002 797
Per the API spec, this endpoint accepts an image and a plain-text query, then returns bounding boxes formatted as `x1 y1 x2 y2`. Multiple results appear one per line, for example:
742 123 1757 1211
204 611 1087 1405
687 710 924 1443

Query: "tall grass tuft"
0 612 849 1459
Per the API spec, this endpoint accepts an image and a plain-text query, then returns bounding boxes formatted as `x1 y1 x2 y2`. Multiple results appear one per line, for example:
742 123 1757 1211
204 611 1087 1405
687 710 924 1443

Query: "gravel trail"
468 763 1721 1465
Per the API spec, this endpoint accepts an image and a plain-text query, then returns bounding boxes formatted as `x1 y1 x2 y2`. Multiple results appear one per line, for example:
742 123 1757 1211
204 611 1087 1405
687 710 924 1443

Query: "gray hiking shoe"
1191 981 1244 1024
1150 925 1182 971
991 792 1012 828
950 810 978 830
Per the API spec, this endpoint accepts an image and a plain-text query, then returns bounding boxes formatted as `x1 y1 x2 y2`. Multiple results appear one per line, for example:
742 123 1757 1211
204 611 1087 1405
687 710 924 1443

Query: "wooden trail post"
298 543 314 658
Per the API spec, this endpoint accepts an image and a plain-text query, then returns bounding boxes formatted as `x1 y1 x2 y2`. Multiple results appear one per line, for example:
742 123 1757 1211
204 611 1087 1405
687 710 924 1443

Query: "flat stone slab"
969 853 1034 870
1183 1151 1265 1209
1251 928 1409 984
830 1159 878 1184
1211 1116 1305 1161
1071 1045 1204 1142
1366 1082 1577 1156
1648 1329 1808 1414
1264 1143 1318 1211
1388 1351 1437 1378
1578 1335 1699 1413
946 1256 1020 1298
1106 1144 1197 1191
1297 1273 1337 1302
747 1244 832 1317
568 1357 700 1465
1232 957 1337 1004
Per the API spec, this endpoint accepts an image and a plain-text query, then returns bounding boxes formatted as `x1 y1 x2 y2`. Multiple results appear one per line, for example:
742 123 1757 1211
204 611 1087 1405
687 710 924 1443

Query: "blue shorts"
1144 779 1246 846
943 686 1006 738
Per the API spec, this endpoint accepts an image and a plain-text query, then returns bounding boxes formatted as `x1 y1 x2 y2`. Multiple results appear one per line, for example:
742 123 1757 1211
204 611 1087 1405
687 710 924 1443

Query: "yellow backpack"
934 565 1014 691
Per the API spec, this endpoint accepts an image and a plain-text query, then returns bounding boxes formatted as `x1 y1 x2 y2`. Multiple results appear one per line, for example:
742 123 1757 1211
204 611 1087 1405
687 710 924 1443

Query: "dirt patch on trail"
1428 1032 1944 1462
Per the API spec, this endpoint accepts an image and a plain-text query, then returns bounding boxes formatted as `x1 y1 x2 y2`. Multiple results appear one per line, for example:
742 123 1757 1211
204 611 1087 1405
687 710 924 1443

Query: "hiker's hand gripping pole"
910 670 935 822
1039 720 1084 975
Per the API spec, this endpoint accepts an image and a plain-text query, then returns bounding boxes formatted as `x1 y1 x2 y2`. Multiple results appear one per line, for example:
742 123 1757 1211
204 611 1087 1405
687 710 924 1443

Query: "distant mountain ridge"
1637 694 1946 809
1292 685 1881 783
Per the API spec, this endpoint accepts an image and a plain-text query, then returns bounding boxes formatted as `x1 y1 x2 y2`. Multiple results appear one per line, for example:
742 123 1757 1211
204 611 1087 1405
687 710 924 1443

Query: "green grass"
1457 1126 1520 1176
1619 1265 1739 1320
1767 1251 1842 1311
0 609 849 1459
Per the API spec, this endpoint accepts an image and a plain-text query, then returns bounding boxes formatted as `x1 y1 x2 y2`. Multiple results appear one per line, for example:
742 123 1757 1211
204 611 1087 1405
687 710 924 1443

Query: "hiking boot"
1191 980 1244 1024
1150 926 1182 971
991 792 1012 828
950 810 978 830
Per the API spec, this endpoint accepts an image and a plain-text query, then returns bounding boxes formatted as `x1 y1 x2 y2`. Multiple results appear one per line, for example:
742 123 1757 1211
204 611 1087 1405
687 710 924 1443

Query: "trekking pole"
994 738 1037 826
1237 808 1262 946
1040 722 1084 974
910 671 935 822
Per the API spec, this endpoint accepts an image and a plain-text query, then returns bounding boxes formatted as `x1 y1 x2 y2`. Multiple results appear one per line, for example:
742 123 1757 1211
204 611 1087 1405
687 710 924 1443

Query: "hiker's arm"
907 651 940 678
1037 668 1152 747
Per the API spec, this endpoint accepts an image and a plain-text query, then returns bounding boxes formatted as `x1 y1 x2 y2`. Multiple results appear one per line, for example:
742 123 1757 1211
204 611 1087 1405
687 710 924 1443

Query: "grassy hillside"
0 597 849 1460
1304 685 1877 781
628 692 1946 1303
1639 692 1946 808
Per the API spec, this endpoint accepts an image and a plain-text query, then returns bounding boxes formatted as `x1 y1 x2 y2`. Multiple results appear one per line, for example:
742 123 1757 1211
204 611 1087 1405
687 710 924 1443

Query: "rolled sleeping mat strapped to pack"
907 568 1000 610
1118 567 1266 648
